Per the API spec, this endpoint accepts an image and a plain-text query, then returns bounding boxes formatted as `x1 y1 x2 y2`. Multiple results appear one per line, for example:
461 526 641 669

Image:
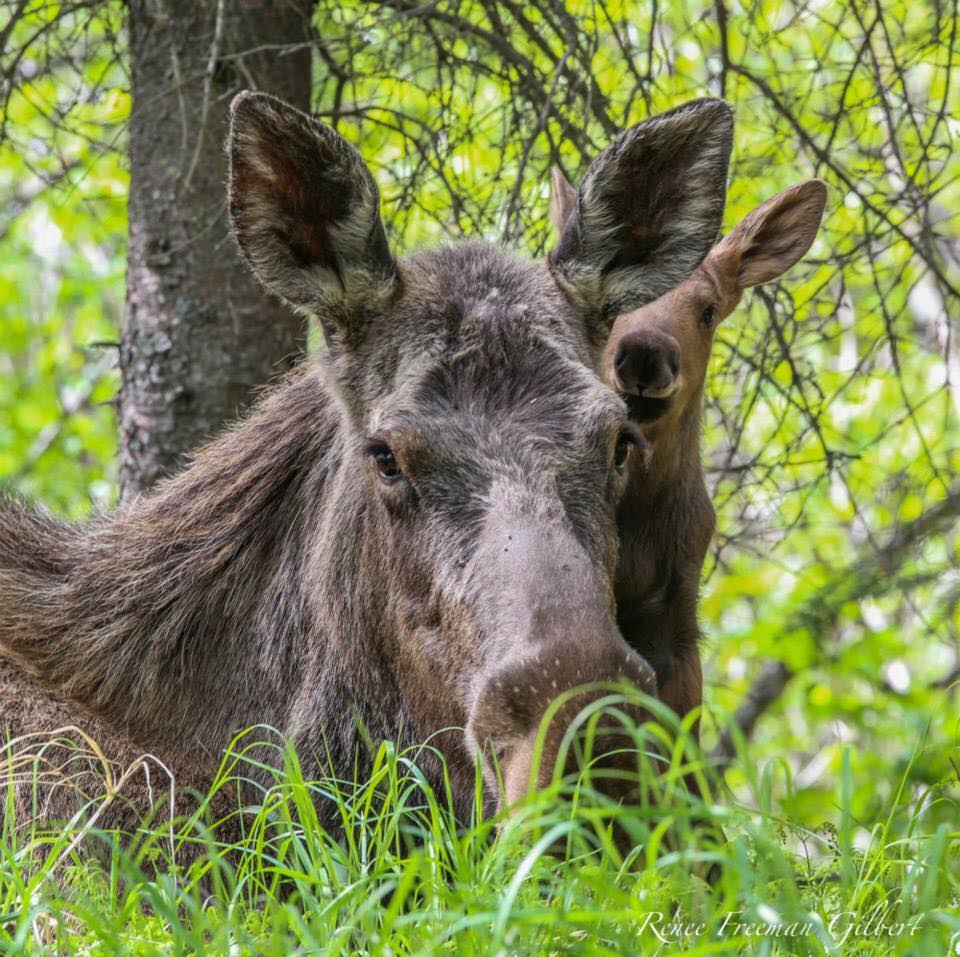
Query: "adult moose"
552 175 828 730
0 93 733 838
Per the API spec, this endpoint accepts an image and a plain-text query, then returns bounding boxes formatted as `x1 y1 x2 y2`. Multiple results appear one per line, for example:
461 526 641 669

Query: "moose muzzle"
464 512 658 812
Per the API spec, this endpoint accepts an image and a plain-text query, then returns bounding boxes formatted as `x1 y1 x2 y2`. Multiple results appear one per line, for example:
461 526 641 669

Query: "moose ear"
716 179 827 288
548 167 577 235
550 99 733 326
228 91 398 343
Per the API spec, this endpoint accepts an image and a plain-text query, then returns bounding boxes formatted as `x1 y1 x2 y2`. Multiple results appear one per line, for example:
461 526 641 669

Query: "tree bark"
120 0 314 500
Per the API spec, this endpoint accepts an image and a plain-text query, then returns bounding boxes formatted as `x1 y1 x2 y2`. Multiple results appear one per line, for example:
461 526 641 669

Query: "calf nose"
614 329 681 398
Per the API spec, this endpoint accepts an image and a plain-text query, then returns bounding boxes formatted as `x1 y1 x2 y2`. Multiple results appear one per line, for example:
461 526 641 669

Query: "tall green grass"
1 700 957 955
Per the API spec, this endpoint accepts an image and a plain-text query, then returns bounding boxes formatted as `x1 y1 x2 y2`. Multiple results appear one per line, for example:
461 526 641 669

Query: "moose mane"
0 366 344 757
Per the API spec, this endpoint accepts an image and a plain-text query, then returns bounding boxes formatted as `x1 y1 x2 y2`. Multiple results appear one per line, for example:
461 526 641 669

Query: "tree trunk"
120 0 314 500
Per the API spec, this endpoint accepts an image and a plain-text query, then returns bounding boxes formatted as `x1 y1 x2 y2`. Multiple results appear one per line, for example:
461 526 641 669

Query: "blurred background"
1 0 957 841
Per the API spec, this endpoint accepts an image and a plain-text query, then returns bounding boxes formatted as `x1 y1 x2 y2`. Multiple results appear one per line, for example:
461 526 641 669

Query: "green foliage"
0 2 126 517
1 723 957 955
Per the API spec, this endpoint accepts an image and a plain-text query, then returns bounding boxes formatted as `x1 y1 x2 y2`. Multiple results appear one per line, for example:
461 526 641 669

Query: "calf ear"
228 92 398 343
550 99 733 326
548 167 577 235
716 179 827 288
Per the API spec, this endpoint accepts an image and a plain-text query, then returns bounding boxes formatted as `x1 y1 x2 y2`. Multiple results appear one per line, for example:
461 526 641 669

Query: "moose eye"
700 304 719 329
614 431 639 471
367 441 402 482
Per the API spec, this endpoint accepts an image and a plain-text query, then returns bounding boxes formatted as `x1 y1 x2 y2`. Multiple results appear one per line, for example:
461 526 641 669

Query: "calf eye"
614 431 638 471
367 441 402 482
700 304 719 329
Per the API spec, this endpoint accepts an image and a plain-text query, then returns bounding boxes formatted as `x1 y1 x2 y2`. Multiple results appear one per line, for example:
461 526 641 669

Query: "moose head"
0 94 734 834
227 92 734 811
549 176 827 433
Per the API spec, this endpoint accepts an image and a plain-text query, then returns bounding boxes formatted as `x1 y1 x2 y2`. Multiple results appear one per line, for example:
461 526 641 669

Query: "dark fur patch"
552 98 734 324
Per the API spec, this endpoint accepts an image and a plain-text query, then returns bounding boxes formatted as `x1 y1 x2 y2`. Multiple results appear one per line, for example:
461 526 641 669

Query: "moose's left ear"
228 91 398 344
715 179 827 287
550 98 734 327
548 167 577 235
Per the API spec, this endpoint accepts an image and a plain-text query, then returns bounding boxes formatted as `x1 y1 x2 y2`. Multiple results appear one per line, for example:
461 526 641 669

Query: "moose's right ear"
228 92 398 344
550 99 734 331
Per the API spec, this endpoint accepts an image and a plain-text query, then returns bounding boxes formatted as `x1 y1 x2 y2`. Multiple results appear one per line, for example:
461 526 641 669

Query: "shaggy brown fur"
1 92 734 842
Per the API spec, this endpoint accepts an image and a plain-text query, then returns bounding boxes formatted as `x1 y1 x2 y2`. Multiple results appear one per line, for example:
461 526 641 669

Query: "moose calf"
0 92 734 844
552 174 827 730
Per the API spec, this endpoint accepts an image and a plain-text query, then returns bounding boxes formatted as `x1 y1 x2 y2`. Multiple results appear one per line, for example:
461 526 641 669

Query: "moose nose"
469 640 658 813
465 509 658 814
614 329 681 399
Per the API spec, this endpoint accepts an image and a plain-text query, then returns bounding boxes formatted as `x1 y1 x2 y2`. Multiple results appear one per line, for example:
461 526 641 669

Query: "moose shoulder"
0 93 733 834
551 176 827 727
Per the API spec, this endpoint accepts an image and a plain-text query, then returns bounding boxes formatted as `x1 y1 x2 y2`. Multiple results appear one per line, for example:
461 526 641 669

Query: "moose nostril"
667 349 680 378
620 344 676 393
615 346 636 379
616 344 653 392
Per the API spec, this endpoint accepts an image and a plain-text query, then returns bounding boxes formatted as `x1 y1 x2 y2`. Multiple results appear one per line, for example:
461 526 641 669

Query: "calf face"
227 93 734 812
551 175 826 739
552 176 827 429
603 180 827 428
